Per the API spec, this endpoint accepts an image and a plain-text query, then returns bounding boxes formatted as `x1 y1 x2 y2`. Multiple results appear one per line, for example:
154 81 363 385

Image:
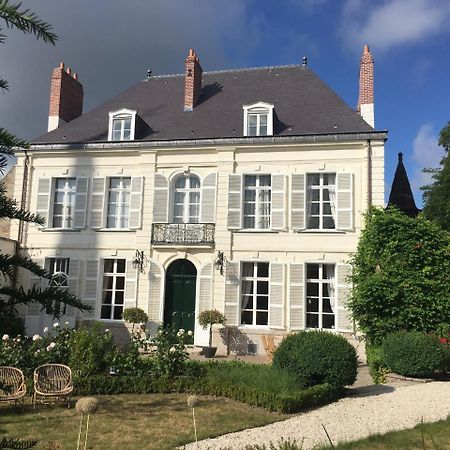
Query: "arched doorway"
164 259 197 340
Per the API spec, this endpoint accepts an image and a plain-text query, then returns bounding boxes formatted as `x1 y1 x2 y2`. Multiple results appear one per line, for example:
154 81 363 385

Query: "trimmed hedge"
272 331 358 388
383 331 446 378
74 360 342 414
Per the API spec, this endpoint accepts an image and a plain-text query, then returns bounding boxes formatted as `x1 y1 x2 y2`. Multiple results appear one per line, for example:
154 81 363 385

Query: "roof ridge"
145 63 305 80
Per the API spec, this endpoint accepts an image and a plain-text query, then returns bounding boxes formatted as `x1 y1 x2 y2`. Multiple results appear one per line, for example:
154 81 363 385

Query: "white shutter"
289 263 305 330
36 178 51 227
27 259 44 316
336 264 353 332
129 176 143 229
336 173 353 230
153 174 169 223
227 174 242 229
269 262 285 329
200 173 217 223
84 259 100 319
148 260 163 323
194 262 213 346
65 258 80 321
73 178 88 229
271 174 286 230
224 261 240 326
291 174 306 230
90 177 106 229
124 260 138 310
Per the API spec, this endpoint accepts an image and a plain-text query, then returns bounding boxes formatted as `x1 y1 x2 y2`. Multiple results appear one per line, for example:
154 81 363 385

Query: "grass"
319 415 450 450
0 394 286 449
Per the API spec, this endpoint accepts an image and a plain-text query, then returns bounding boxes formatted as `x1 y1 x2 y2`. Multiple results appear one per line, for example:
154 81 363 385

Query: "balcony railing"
151 223 215 245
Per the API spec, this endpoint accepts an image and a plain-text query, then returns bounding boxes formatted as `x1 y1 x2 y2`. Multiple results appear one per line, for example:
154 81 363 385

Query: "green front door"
164 259 197 340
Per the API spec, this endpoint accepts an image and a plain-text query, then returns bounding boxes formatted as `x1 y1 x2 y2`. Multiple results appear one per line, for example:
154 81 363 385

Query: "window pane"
308 174 320 186
260 114 268 126
323 298 334 313
241 263 254 277
257 296 268 310
323 203 332 215
106 216 117 228
323 174 336 185
243 217 255 229
306 313 319 328
115 277 125 290
257 263 269 278
102 290 112 304
244 190 256 201
103 277 113 290
243 203 256 215
310 203 319 215
123 129 131 140
259 175 271 186
248 115 257 127
175 177 186 189
124 118 132 130
306 283 319 297
122 178 131 189
241 280 253 295
116 259 126 273
113 119 122 131
244 175 257 187
307 297 319 312
322 314 335 329
311 189 320 201
189 176 200 188
257 281 268 294
115 291 124 305
307 217 319 229
104 260 114 273
110 178 120 189
113 306 123 320
323 217 335 229
256 312 268 325
189 191 200 203
241 311 253 325
307 264 319 279
101 305 112 319
241 295 253 309
56 179 66 189
259 126 268 136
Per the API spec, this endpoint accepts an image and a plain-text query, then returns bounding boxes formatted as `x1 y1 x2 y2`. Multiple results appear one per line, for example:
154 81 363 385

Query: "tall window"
52 178 76 228
240 262 269 326
306 263 335 329
106 177 131 229
112 116 132 141
172 175 200 223
306 173 336 230
101 259 126 320
46 257 70 315
243 175 271 229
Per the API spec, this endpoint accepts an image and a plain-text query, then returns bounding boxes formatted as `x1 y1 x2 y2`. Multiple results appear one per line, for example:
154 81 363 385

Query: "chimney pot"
48 63 83 132
357 44 375 128
184 48 203 111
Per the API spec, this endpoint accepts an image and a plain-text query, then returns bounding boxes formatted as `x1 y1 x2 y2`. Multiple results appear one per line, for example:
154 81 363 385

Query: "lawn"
0 394 286 450
320 415 450 450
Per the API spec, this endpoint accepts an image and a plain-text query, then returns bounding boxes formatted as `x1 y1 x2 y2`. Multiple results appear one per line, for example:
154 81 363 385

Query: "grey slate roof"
34 64 377 144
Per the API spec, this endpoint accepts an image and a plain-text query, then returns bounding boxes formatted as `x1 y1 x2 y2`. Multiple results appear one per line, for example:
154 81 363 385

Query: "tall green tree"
348 207 450 344
0 1 91 334
421 121 450 231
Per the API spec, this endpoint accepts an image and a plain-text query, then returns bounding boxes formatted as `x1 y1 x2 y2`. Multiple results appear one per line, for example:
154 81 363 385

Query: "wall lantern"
132 250 146 273
214 251 226 275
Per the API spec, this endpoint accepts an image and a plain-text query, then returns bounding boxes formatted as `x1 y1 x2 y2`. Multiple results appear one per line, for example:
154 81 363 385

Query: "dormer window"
108 109 137 141
243 102 274 137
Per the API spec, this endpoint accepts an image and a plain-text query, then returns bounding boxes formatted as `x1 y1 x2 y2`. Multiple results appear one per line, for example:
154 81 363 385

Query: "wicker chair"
0 366 26 405
33 364 73 408
261 335 278 359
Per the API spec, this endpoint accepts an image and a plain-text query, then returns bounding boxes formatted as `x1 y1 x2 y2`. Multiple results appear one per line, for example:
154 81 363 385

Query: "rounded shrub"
382 331 445 378
272 331 357 388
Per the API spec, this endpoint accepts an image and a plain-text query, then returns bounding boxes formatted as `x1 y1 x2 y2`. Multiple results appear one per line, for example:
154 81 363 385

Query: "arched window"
172 175 201 223
243 101 274 137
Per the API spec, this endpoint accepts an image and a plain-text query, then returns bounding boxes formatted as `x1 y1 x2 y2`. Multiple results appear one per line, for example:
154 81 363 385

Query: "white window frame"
240 261 270 327
306 173 337 230
106 177 132 230
305 263 336 330
243 101 274 137
108 108 137 141
100 258 126 321
171 174 201 224
51 178 77 229
243 174 271 230
46 257 70 315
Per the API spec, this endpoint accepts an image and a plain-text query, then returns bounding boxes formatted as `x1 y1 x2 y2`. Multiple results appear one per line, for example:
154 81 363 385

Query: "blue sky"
1 0 449 206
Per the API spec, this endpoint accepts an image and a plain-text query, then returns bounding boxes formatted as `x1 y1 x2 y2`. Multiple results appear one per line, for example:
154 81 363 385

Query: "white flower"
34 350 40 356
187 330 193 336
53 322 59 328
32 334 42 341
158 329 163 335
2 334 9 341
46 342 56 351
169 346 176 353
64 321 70 326
105 329 110 333
43 327 49 333
15 337 21 343
177 329 185 337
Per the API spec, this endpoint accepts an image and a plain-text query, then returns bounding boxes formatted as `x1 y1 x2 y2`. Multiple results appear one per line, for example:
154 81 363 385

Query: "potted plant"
122 307 148 332
198 309 226 358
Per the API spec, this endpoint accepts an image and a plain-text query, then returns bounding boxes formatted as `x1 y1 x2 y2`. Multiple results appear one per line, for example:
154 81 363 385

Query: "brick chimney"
48 62 83 132
356 44 374 128
184 49 203 111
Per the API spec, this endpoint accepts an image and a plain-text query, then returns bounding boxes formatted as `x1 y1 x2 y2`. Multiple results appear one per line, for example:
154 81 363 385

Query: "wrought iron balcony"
151 223 215 245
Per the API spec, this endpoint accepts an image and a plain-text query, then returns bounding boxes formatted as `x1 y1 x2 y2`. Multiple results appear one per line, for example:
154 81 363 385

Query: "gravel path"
184 382 450 449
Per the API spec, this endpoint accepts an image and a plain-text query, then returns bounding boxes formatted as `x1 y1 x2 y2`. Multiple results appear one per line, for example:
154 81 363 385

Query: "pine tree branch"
0 0 57 44
0 285 93 318
0 127 28 150
0 77 8 91
0 254 47 282
0 181 44 224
